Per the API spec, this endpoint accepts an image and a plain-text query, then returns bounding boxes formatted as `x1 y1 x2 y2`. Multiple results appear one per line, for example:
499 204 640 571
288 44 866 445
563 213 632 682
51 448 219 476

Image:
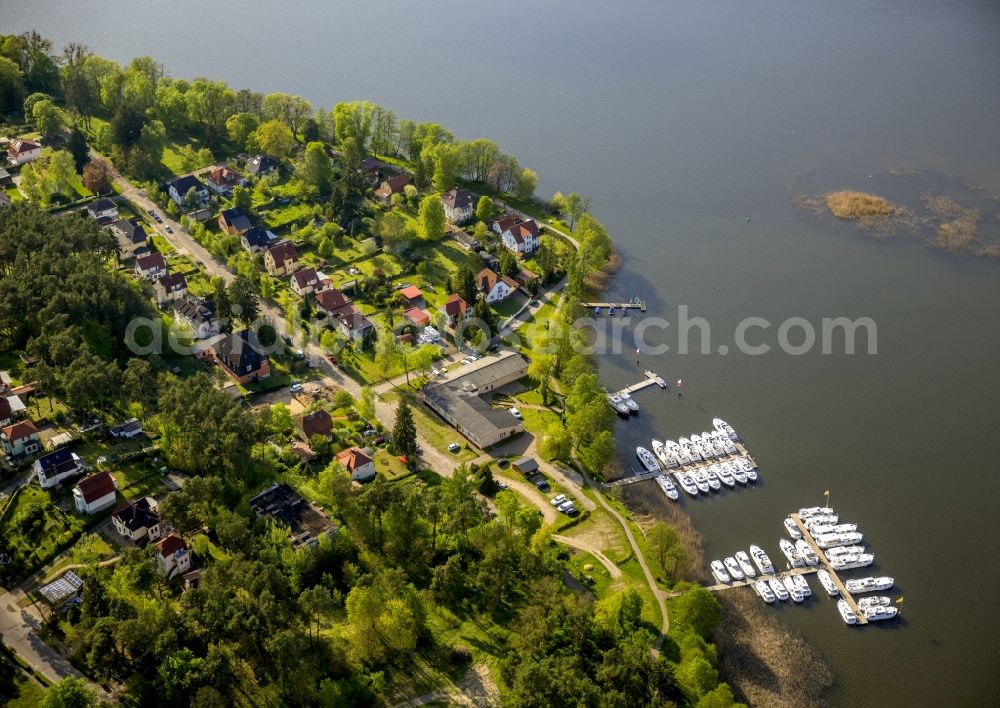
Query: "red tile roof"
265 241 299 265
8 139 40 157
299 410 333 438
76 471 116 504
2 419 37 441
155 533 187 557
404 307 430 326
292 268 318 290
399 285 423 301
335 447 373 472
443 294 468 318
316 288 352 313
136 252 167 272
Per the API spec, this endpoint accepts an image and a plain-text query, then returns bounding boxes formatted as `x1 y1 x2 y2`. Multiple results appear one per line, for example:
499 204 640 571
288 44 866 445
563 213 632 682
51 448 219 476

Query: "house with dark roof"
172 296 219 339
135 252 168 281
441 294 471 327
7 138 41 165
374 173 412 203
315 288 373 342
240 226 272 253
264 241 300 276
209 330 271 384
441 188 475 224
1 419 40 458
291 268 320 297
73 471 117 515
206 166 246 195
109 418 143 440
155 534 191 578
335 447 376 483
249 482 337 549
476 268 518 303
154 272 188 305
111 219 148 258
420 351 528 448
297 410 334 442
167 174 209 206
218 206 252 236
245 154 278 176
86 197 118 223
111 497 162 543
34 447 86 489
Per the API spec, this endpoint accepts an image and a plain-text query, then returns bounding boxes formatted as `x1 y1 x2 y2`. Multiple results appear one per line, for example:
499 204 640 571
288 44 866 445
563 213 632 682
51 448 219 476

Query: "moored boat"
703 466 722 491
825 545 866 559
798 506 833 519
620 391 639 413
636 447 662 474
863 604 899 622
828 553 875 571
769 577 789 601
755 579 776 603
784 517 803 539
838 598 858 625
737 457 758 482
810 523 858 536
692 469 711 494
724 556 745 581
844 576 894 594
779 539 805 568
711 560 730 584
814 531 864 549
792 574 812 597
715 463 736 488
713 418 738 440
652 440 679 468
735 551 757 578
675 472 699 497
750 545 775 575
608 394 630 416
783 575 804 602
817 569 839 596
856 595 893 609
728 460 747 485
655 474 679 501
795 539 820 566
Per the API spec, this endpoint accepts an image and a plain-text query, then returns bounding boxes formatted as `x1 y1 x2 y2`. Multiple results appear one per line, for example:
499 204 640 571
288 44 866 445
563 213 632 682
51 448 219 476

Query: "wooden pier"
672 565 819 596
582 300 647 313
613 370 668 398
790 513 868 624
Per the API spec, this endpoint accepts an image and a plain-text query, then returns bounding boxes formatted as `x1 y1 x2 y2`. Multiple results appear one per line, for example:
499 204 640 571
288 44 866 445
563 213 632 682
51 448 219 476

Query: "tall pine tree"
393 398 417 459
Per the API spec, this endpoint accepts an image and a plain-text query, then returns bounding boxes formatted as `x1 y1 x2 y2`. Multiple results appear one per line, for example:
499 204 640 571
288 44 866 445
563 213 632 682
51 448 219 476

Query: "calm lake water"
4 1 999 704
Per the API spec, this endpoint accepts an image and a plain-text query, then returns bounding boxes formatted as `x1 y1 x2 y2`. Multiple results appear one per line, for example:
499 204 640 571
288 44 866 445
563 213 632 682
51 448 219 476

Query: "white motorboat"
784 517 803 539
783 575 804 602
713 418 738 441
720 435 738 454
708 434 728 456
856 596 893 609
675 472 699 497
863 604 899 622
699 442 717 460
620 391 639 413
735 551 757 578
684 445 702 462
814 531 864 549
817 569 839 596
798 506 833 519
795 539 820 566
655 474 679 501
703 466 722 491
678 436 692 447
792 574 812 597
636 447 662 474
779 539 805 568
675 448 692 466
691 469 711 494
838 599 858 625
665 440 680 452
724 556 745 581
652 440 679 468
750 545 775 575
810 523 858 536
829 553 875 571
737 457 758 482
844 576 894 594
769 577 789 601
755 579 776 603
825 545 866 559
805 517 840 533
711 560 731 584
728 460 747 485
608 394 630 416
715 463 736 488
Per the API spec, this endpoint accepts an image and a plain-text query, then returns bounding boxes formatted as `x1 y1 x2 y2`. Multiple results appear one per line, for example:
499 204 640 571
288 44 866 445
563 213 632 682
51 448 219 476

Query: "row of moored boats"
608 391 640 416
710 544 816 603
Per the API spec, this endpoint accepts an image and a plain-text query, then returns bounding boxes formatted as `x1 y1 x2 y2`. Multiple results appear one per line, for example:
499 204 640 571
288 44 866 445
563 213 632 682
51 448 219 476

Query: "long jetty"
603 442 757 489
583 300 647 312
790 512 868 624
612 370 668 398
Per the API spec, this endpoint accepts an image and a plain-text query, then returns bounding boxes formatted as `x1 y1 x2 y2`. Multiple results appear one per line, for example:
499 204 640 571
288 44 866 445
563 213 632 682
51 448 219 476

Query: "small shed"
513 457 539 477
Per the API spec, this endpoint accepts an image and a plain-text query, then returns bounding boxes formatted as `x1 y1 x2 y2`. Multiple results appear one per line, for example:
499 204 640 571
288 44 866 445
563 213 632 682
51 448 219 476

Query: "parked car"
535 478 551 492
460 358 472 365
372 435 386 446
165 226 174 233
497 458 510 469
289 383 303 393
510 407 522 419
557 501 575 514
448 443 460 453
497 481 509 490
550 494 567 506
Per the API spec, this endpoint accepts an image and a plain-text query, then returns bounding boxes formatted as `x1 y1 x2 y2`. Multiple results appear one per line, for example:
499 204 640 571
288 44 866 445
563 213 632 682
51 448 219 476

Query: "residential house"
73 471 117 515
476 268 518 303
249 483 337 549
360 157 386 185
420 351 529 448
335 447 376 483
315 289 372 342
297 410 334 442
172 296 219 339
166 175 209 206
240 225 272 253
206 166 246 195
291 268 320 297
245 154 278 177
35 447 86 488
218 206 252 236
7 138 42 165
441 188 475 224
441 294 471 327
111 219 148 258
264 241 300 276
374 173 412 203
154 272 188 306
494 216 541 256
404 307 430 329
135 252 168 281
1 420 41 458
86 197 118 223
209 330 271 384
111 497 161 543
398 285 425 309
448 226 480 252
154 534 191 578
0 394 25 427
109 418 143 440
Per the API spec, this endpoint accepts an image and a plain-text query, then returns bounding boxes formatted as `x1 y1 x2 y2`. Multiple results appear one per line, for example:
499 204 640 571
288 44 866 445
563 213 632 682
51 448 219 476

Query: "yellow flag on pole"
895 596 905 604
824 490 830 496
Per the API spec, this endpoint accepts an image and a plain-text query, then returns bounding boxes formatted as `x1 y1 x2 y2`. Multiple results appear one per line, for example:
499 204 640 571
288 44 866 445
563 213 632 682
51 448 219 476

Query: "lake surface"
4 1 999 704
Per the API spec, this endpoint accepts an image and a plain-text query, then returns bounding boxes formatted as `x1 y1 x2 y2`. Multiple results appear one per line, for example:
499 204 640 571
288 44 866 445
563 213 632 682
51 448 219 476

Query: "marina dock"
790 513 868 624
603 442 757 489
582 300 647 312
670 565 819 596
613 370 668 398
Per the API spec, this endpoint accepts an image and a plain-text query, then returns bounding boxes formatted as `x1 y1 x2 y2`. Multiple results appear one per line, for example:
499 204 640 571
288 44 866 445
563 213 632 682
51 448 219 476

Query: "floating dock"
671 565 819 596
612 370 668 398
790 512 868 624
583 300 647 312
